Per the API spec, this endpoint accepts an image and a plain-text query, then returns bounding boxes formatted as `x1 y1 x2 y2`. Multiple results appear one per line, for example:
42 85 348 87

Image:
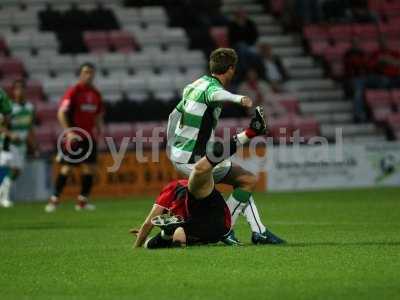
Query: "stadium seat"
178 50 206 70
359 40 380 53
365 89 393 123
162 28 188 51
5 32 32 52
147 75 175 102
140 6 168 27
99 53 127 73
35 126 56 153
109 30 137 53
35 102 58 125
352 24 379 40
153 51 180 74
309 40 329 56
303 24 328 40
379 22 400 39
12 10 39 31
280 98 300 114
126 53 153 74
49 55 78 77
26 80 44 103
322 42 351 62
210 27 229 48
329 24 352 41
96 76 122 103
83 31 110 53
269 116 293 143
31 32 59 53
114 8 141 27
121 76 148 101
0 57 25 79
24 55 51 79
132 28 162 51
292 116 320 141
75 53 102 67
42 78 71 102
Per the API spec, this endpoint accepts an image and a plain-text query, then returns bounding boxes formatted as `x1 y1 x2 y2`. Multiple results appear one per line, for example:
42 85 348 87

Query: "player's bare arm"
132 204 165 248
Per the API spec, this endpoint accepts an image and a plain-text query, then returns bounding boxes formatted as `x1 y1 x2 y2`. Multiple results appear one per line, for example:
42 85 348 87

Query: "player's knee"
238 172 257 192
172 227 187 246
193 161 210 176
60 165 71 175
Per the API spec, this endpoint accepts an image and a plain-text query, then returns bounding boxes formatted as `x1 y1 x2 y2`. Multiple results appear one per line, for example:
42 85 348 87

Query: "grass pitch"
0 188 400 300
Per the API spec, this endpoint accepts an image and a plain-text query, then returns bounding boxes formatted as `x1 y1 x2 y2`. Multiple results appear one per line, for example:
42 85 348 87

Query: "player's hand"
240 96 253 108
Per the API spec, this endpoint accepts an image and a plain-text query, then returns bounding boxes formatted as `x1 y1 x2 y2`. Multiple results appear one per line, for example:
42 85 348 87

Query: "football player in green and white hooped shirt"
0 80 37 208
0 86 13 207
167 48 285 245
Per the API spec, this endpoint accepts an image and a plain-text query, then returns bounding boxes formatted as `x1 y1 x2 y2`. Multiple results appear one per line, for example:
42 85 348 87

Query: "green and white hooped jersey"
8 101 35 149
170 75 241 164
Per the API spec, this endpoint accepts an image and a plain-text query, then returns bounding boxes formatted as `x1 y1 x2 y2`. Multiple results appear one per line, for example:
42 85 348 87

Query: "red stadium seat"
35 102 58 125
26 80 44 103
381 1 400 17
352 24 379 39
269 116 293 144
83 31 110 54
0 57 25 80
292 116 320 141
209 27 229 48
109 31 137 53
386 39 400 51
303 25 328 40
359 40 380 53
309 39 329 56
35 126 56 153
365 89 393 122
379 22 400 39
0 79 13 95
280 98 300 114
329 24 352 41
322 42 351 61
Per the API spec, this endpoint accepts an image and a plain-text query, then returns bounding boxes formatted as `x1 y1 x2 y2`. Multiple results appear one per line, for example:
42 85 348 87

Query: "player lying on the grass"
132 109 285 248
167 48 283 245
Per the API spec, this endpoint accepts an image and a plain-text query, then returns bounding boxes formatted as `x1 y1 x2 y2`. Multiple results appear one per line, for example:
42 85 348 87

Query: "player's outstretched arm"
208 89 253 108
132 204 164 248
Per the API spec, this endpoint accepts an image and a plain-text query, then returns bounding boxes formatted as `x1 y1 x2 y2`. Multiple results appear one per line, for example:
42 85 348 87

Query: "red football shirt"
155 179 190 219
59 83 104 138
155 179 231 230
